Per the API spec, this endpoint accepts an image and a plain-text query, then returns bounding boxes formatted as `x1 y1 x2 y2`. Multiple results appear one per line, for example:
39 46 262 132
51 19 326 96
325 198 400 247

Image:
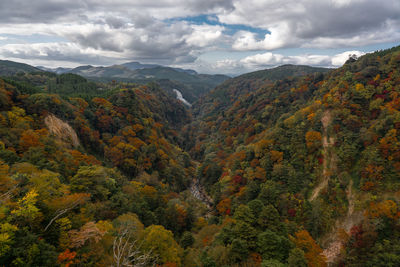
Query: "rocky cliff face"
44 114 80 148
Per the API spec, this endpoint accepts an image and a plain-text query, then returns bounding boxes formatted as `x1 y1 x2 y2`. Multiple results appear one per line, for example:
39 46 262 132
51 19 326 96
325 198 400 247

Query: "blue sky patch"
167 14 270 38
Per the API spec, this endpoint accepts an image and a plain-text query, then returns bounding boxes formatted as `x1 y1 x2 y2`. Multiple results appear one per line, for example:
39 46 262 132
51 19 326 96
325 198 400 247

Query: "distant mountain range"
60 63 228 102
36 62 228 102
0 60 229 103
122 61 197 75
37 61 199 76
36 66 72 74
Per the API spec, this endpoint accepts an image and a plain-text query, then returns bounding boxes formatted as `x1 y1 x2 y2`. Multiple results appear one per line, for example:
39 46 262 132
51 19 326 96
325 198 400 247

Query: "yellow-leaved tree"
142 225 182 266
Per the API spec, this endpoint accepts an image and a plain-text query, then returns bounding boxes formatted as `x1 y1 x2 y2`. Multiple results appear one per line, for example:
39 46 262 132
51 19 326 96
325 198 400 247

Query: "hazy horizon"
0 0 398 75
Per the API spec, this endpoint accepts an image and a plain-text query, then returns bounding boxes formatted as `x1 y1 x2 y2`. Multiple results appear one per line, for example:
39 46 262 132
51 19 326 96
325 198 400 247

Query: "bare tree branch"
44 196 85 231
0 183 18 204
113 226 157 267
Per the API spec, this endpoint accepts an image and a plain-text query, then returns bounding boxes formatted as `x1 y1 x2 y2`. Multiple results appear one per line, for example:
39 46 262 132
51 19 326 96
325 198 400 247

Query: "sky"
0 0 398 75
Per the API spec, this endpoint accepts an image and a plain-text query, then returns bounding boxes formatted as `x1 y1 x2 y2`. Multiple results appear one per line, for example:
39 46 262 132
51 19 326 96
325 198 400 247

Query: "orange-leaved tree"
293 230 326 267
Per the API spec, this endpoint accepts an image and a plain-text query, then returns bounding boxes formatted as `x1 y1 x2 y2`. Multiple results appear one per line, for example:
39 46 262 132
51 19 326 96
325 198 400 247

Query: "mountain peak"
121 61 160 70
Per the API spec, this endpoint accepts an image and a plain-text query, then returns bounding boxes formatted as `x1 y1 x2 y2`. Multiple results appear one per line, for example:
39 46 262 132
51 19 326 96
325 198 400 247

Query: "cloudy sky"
0 0 398 75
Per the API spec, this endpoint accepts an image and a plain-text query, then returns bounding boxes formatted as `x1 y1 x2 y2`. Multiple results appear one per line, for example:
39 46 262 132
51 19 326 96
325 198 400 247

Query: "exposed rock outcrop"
44 114 80 148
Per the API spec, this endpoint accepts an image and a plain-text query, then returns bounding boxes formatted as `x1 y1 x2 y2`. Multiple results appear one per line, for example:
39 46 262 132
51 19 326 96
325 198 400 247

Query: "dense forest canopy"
0 45 399 266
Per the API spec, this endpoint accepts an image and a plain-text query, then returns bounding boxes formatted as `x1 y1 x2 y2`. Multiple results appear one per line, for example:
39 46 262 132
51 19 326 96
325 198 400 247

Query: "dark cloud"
0 0 235 24
0 0 397 72
0 0 85 23
297 1 400 39
104 17 128 29
67 31 123 52
185 0 234 13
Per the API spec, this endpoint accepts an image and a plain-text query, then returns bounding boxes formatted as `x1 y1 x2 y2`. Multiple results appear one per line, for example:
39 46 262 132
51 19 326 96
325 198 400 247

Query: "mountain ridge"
37 61 230 102
192 64 331 119
0 59 42 76
0 59 229 103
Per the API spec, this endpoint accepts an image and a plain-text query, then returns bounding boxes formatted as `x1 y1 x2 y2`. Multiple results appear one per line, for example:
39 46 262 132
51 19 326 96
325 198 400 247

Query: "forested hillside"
0 74 200 266
0 60 42 76
184 45 400 266
0 45 400 266
191 65 329 119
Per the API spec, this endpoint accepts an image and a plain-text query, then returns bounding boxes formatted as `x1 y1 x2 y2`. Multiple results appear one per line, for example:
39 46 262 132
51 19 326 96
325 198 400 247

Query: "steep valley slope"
0 46 400 266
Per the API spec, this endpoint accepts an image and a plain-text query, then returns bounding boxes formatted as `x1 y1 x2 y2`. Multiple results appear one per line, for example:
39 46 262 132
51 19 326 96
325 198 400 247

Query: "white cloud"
331 50 365 66
241 52 285 66
0 42 125 67
194 50 367 75
232 23 293 51
241 50 367 68
224 0 400 50
185 24 224 48
0 0 397 72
